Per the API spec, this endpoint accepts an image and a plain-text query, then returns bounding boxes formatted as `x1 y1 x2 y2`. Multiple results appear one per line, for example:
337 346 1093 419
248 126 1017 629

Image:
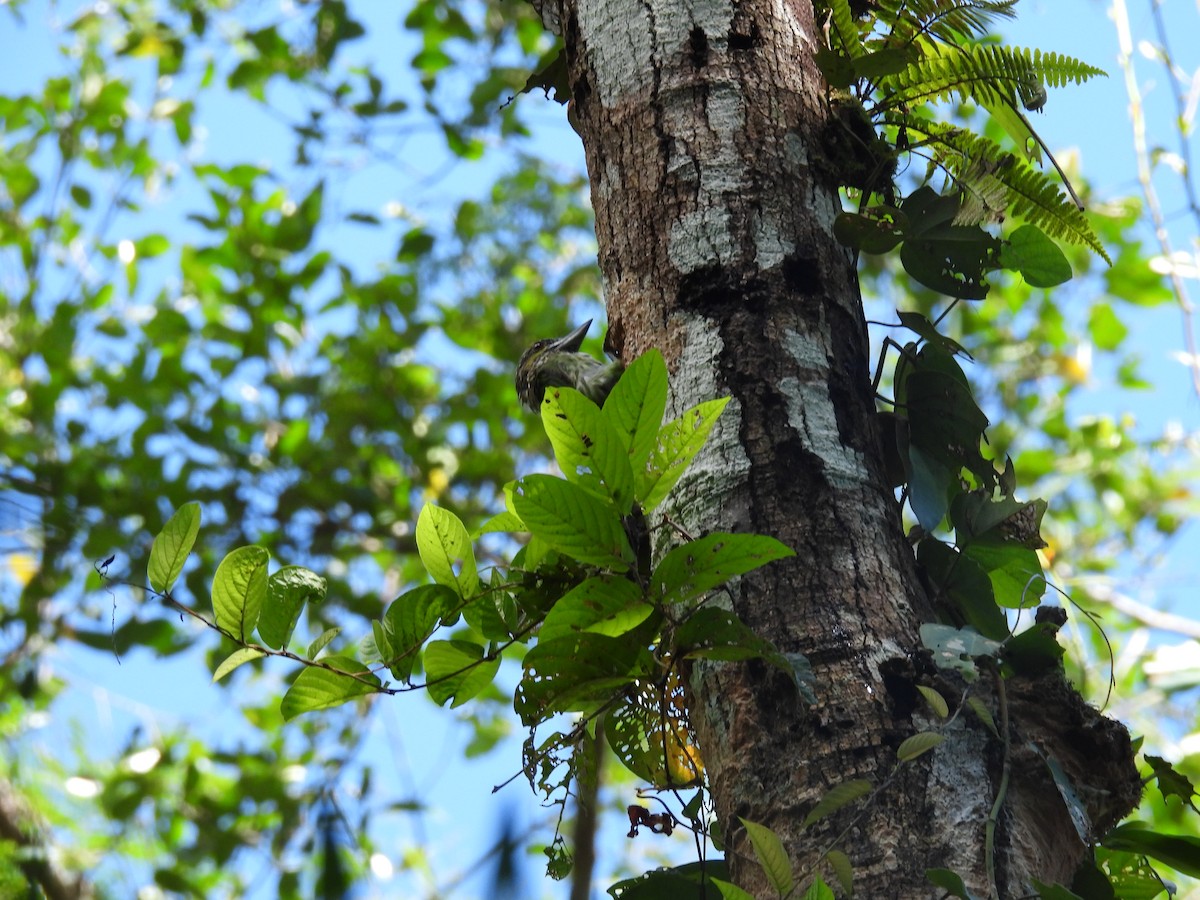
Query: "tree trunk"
535 0 1142 894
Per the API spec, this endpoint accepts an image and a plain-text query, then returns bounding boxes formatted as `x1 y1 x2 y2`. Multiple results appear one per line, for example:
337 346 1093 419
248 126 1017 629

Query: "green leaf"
423 640 499 708
308 626 341 658
258 566 326 649
800 876 835 900
926 868 981 900
920 623 1003 681
382 584 457 681
1144 755 1199 811
834 208 906 254
1088 302 1129 351
280 655 380 720
710 878 756 900
148 501 200 593
416 504 480 599
652 533 794 606
1031 881 1086 900
740 818 794 897
907 444 956 532
1102 824 1200 877
604 348 668 478
607 862 731 899
964 541 1045 609
917 540 1008 640
473 508 525 536
824 849 854 897
541 388 635 514
899 188 999 300
803 779 872 827
639 397 730 510
539 576 654 642
212 647 265 682
966 697 999 736
512 475 632 570
897 731 944 761
917 685 949 717
212 545 270 641
674 608 788 669
1002 622 1065 676
1000 224 1072 287
515 634 653 725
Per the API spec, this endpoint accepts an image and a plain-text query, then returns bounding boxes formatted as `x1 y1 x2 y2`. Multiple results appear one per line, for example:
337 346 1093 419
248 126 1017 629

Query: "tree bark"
536 0 1142 894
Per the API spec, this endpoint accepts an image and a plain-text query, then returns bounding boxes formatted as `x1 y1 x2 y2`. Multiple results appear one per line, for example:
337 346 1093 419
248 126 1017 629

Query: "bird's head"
515 319 593 410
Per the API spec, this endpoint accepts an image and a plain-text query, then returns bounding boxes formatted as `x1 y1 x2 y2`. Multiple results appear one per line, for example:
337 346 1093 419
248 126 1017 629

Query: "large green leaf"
651 533 793 606
607 862 731 899
148 501 200 594
964 541 1044 608
603 349 668 477
542 388 634 514
639 397 730 510
212 545 270 642
381 584 457 681
1102 823 1200 877
416 504 480 600
514 633 653 725
423 640 500 708
511 474 633 570
917 539 1008 640
258 566 327 650
280 655 380 721
538 575 654 642
740 818 794 897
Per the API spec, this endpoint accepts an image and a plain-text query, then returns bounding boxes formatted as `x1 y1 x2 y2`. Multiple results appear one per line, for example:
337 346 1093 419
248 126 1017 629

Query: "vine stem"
984 674 1011 898
1111 0 1200 399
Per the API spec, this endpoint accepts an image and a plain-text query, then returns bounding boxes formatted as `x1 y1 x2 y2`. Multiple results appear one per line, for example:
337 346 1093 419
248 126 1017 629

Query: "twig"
1112 0 1200 398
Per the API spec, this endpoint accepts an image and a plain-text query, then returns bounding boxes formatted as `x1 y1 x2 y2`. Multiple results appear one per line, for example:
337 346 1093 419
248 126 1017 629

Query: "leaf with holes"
515 633 653 726
607 675 704 789
542 388 634 514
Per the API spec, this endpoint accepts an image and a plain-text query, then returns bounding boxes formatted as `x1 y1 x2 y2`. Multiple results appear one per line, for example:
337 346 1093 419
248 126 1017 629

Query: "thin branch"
1112 0 1200 398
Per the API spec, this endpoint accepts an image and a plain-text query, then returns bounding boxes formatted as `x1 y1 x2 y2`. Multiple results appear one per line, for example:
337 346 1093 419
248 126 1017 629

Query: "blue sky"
2 0 1198 897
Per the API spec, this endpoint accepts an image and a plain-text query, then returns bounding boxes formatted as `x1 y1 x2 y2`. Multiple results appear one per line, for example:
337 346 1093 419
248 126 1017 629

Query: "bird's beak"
553 319 592 353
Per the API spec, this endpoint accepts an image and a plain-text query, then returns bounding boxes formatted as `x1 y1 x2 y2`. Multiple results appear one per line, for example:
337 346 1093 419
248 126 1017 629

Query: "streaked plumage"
515 319 624 412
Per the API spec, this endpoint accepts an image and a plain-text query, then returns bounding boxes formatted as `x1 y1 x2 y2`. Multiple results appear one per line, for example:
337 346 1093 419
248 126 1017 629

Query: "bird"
515 319 624 412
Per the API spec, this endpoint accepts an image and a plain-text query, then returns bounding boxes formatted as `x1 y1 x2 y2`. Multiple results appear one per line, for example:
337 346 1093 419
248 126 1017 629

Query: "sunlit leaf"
212 546 269 641
148 502 200 594
280 656 380 720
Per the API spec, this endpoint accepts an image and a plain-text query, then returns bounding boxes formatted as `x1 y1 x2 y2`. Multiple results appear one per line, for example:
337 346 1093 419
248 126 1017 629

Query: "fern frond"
828 0 866 58
877 0 1018 44
878 44 1106 111
899 121 1110 261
